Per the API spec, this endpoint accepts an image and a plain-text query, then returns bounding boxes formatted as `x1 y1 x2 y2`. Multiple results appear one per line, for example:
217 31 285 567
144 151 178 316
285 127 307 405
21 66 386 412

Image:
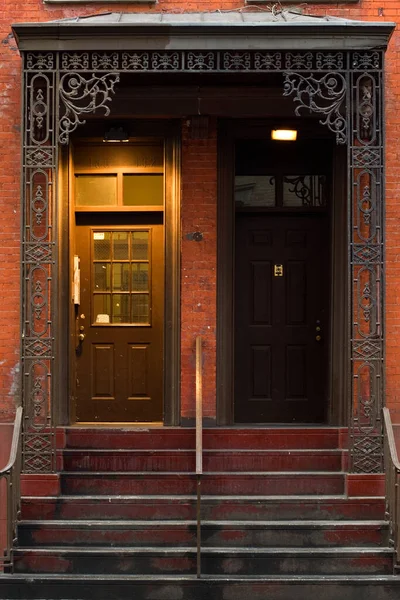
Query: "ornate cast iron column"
21 52 119 473
283 51 385 473
20 49 385 473
22 52 57 473
349 52 384 473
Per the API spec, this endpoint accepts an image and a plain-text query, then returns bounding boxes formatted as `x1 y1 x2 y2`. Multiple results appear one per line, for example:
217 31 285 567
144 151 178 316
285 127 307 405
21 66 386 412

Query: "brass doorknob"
78 333 86 342
316 335 322 342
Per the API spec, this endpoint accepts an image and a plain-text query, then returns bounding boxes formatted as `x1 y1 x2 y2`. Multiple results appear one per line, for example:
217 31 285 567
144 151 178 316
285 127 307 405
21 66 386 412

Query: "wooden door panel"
128 344 150 399
252 262 272 325
91 344 115 399
235 215 329 423
286 261 307 326
75 223 163 422
285 229 307 248
252 229 273 246
285 345 307 399
252 345 272 398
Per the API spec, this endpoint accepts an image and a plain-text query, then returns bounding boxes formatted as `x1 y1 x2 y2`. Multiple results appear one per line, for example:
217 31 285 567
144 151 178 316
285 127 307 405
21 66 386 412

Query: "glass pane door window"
92 230 151 325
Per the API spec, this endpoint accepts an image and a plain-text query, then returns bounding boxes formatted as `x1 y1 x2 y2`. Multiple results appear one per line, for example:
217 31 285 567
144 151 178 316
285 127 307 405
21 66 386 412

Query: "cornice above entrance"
12 11 395 52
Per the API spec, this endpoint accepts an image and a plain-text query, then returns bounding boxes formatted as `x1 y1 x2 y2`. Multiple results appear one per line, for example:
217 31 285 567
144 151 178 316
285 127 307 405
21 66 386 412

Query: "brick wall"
181 119 217 422
0 24 21 420
0 1 400 422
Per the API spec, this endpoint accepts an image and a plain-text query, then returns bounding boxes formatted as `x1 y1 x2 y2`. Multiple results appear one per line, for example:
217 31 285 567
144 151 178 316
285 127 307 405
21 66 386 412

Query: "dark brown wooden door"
234 214 329 423
75 224 164 422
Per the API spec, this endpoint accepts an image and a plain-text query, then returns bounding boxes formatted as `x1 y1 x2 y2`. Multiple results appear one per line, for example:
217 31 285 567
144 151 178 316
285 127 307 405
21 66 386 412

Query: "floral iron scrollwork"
59 72 120 145
283 72 347 144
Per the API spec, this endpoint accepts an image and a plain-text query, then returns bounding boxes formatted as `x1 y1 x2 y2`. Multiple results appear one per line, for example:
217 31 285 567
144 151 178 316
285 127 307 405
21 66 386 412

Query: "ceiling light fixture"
103 126 129 143
271 129 298 142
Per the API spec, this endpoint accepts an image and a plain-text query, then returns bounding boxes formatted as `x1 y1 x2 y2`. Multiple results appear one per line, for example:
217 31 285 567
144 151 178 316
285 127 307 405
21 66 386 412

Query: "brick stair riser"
200 553 394 576
64 429 341 451
17 523 388 548
60 451 343 473
13 552 197 575
17 525 196 548
1 578 400 600
200 526 389 548
61 474 345 496
21 498 386 522
13 551 393 576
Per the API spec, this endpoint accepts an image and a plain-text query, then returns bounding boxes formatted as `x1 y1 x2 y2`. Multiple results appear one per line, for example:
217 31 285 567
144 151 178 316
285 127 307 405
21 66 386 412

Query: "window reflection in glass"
132 294 149 324
132 263 149 292
132 231 149 260
235 176 276 207
93 295 111 322
112 294 130 324
283 175 327 207
94 264 111 291
113 263 130 291
113 232 129 260
94 232 111 261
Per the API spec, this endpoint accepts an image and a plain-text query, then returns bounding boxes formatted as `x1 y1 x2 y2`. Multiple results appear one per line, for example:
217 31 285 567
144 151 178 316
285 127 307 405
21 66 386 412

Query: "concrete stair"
0 426 398 599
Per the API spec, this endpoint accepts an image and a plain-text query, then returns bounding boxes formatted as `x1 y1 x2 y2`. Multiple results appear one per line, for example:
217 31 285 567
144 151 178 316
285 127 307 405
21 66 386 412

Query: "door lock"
274 264 284 277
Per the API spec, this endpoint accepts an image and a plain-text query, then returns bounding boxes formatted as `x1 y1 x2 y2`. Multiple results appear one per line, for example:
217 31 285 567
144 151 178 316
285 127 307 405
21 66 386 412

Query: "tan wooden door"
74 223 164 422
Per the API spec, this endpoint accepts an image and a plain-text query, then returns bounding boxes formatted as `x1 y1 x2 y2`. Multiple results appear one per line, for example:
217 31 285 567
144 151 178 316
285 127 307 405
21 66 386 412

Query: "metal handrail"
195 336 203 578
0 406 23 572
383 407 400 570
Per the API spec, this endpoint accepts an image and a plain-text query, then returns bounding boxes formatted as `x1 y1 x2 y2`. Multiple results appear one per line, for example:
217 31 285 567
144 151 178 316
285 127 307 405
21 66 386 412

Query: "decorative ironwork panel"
121 52 150 71
51 50 348 74
21 49 386 473
22 56 57 472
186 52 217 71
352 51 382 71
254 52 282 71
349 55 384 473
59 72 119 145
282 72 347 144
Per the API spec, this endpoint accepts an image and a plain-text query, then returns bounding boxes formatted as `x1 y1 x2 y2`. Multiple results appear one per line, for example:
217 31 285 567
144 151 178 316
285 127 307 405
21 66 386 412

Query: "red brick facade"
181 119 217 420
0 1 399 424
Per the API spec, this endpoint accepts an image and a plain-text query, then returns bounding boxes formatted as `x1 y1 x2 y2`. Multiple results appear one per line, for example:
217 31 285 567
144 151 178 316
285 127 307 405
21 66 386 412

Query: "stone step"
60 449 343 472
21 495 386 522
13 546 393 576
17 519 389 548
60 472 346 496
1 574 400 600
64 427 343 451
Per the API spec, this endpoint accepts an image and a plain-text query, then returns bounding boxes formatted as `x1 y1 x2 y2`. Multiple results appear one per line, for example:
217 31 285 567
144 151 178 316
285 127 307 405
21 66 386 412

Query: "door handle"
75 318 85 355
